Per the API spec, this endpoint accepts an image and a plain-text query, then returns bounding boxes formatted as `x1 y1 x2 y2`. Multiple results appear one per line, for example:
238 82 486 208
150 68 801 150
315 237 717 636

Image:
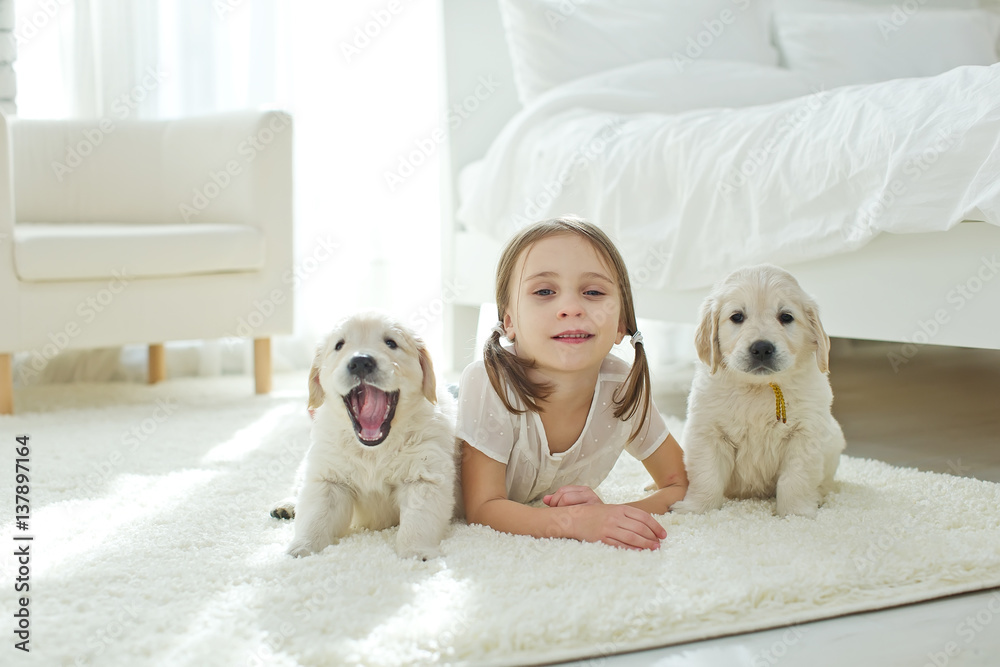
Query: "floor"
559 340 1000 667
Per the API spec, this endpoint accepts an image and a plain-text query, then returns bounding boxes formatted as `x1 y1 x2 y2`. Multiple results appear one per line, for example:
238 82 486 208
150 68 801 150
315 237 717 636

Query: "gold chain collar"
769 383 787 424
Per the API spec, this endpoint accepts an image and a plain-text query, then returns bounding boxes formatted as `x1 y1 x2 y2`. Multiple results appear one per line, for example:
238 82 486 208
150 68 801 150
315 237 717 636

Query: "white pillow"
498 0 779 104
774 10 1000 89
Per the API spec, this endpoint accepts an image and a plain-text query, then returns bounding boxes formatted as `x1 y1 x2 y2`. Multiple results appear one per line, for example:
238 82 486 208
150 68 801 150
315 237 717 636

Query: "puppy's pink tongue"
356 385 388 439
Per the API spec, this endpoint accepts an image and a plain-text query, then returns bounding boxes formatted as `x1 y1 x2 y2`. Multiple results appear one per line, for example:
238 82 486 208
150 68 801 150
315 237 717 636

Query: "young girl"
458 216 688 551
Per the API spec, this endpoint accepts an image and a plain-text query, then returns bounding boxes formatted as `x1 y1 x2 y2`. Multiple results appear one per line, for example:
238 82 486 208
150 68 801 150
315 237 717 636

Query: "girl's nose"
557 296 584 318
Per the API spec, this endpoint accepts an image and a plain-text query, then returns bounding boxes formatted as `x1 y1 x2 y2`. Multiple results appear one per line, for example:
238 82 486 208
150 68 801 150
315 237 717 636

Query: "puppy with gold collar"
673 265 844 518
272 312 459 559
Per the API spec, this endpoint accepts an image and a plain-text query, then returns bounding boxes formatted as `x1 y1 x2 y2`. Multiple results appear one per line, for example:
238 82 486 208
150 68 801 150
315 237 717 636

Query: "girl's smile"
552 329 594 343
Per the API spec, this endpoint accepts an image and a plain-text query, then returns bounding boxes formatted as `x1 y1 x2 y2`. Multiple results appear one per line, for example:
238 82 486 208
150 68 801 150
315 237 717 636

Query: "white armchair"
0 110 294 413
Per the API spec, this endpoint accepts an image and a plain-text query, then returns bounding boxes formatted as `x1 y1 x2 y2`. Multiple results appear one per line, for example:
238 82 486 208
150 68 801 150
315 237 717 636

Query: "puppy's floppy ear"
307 343 325 410
694 297 722 374
417 341 437 404
804 299 831 373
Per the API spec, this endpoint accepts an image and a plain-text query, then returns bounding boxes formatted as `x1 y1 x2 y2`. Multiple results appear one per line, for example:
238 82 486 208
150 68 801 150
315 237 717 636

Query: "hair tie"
630 330 643 347
491 321 506 338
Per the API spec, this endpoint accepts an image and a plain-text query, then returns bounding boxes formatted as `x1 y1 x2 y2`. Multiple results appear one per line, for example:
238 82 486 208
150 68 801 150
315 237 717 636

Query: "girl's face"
504 234 626 376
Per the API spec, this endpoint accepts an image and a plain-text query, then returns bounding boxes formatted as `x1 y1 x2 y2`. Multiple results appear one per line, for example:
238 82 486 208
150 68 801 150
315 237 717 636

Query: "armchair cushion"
13 222 265 282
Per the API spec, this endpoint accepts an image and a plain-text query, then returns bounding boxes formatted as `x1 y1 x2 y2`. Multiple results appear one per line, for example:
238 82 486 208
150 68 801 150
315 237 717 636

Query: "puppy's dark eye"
334 340 344 351
385 338 398 350
779 313 795 324
730 312 744 324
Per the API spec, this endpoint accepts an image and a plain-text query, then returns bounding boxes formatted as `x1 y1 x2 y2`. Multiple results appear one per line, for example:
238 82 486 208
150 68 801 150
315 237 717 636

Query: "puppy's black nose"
347 354 377 378
749 340 775 360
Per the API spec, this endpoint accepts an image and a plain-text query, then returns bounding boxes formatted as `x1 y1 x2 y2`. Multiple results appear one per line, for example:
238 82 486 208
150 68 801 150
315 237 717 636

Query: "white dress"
456 354 669 503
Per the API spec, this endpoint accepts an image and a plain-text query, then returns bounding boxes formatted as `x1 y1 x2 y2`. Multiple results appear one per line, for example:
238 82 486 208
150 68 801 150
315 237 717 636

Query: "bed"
440 0 1000 373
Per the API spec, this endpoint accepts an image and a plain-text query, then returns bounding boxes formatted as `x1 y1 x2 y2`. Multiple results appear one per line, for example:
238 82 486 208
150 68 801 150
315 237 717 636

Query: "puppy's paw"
396 543 442 561
270 499 296 520
777 498 819 519
670 500 698 514
671 498 720 515
286 539 316 558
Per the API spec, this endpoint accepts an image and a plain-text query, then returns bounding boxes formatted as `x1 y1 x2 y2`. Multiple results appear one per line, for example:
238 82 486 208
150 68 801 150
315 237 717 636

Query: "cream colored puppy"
272 312 458 559
673 265 845 518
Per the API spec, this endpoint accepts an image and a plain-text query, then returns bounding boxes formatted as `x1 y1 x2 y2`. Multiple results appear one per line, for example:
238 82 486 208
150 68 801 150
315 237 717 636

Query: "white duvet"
456 60 1000 291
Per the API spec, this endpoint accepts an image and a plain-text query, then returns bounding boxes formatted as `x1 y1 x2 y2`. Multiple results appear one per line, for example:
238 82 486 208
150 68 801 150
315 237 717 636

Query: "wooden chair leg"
149 344 166 384
0 353 12 415
254 338 272 394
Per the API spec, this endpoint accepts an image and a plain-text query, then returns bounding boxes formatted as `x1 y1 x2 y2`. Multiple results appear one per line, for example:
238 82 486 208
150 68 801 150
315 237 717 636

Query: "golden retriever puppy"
272 312 458 559
673 265 845 518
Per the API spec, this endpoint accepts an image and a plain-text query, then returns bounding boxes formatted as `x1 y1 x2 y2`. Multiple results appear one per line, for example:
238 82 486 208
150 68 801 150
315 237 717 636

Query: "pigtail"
483 328 551 416
612 333 652 443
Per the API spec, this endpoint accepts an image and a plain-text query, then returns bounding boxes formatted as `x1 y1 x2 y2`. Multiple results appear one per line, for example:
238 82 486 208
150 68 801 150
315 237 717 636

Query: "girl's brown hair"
483 216 651 442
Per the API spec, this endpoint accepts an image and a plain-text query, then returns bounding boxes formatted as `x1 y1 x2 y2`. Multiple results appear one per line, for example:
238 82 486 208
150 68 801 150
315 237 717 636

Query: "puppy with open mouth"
272 312 459 559
673 265 845 518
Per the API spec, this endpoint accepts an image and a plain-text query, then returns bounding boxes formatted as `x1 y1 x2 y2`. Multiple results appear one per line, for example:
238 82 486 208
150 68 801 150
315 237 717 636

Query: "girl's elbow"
463 496 499 527
464 504 485 526
657 473 686 490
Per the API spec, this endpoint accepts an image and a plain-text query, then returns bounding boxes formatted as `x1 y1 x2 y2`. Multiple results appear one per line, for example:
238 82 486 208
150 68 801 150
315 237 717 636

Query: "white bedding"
456 60 1000 291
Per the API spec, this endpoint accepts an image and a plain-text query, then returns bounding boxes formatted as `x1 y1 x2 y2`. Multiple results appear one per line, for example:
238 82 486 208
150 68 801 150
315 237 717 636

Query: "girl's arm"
624 433 688 514
461 442 666 550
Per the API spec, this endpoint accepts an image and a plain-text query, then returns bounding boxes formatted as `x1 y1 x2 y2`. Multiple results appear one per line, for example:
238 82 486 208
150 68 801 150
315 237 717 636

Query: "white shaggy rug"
3 374 1000 667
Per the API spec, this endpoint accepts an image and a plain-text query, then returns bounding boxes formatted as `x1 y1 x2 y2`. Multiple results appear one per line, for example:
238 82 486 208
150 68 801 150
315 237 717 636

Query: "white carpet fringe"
2 375 999 666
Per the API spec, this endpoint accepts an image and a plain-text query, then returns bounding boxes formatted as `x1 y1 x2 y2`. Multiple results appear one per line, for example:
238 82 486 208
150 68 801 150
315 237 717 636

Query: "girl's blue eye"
534 289 554 296
584 290 605 297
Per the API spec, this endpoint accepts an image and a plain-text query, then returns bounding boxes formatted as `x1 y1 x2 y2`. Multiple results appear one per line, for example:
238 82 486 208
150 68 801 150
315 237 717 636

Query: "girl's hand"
563 504 666 550
543 485 603 507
